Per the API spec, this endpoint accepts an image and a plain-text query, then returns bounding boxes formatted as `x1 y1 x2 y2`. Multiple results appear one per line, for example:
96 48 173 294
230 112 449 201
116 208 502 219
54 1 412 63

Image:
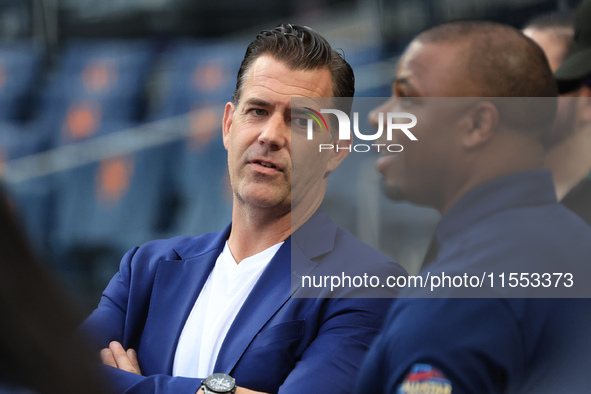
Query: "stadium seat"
37 97 141 148
49 39 154 99
153 39 245 118
0 122 42 161
0 122 54 258
167 116 232 236
148 40 242 236
50 121 174 298
32 39 156 151
0 42 42 123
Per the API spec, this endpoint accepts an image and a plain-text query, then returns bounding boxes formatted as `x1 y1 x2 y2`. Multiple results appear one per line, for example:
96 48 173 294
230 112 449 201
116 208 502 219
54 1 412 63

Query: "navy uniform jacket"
562 173 591 226
356 170 591 394
82 209 406 394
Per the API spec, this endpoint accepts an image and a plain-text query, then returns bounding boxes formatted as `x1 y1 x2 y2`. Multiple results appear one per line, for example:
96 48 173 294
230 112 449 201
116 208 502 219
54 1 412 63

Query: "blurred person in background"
523 11 575 154
0 188 106 394
356 21 591 394
522 9 581 200
523 10 575 72
82 23 404 394
543 0 591 225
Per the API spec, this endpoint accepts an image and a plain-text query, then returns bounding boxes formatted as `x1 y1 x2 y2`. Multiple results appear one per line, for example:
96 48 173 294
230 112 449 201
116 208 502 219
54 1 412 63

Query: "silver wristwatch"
200 373 236 394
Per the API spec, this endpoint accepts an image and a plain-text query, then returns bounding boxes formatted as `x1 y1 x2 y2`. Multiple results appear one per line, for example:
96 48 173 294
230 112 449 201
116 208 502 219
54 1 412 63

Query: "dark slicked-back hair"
232 24 355 107
416 21 558 98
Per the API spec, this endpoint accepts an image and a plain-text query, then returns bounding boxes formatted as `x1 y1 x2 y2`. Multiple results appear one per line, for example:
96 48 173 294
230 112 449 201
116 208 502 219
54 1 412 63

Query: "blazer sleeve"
81 236 189 350
81 246 139 349
356 298 524 394
90 297 391 394
82 245 207 394
277 297 393 394
100 366 203 394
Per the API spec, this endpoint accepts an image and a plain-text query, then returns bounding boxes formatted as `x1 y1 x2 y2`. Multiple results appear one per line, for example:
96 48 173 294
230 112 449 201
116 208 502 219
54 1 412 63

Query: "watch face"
205 373 235 392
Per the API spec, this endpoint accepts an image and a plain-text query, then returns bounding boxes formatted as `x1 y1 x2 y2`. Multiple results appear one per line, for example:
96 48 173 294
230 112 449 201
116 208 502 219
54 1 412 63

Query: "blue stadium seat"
147 39 241 236
0 122 54 258
167 121 232 237
0 42 42 122
36 97 141 148
32 39 156 151
153 39 245 119
0 122 42 161
50 121 174 294
332 40 383 68
3 174 54 261
48 39 154 99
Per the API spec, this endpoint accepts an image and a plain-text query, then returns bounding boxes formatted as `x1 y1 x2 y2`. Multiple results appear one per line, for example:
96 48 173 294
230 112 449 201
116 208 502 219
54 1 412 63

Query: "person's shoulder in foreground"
356 19 591 394
82 23 405 394
0 187 108 394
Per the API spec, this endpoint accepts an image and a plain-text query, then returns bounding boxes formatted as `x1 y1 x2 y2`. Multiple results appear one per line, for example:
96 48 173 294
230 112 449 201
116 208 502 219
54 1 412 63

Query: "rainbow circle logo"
303 107 328 131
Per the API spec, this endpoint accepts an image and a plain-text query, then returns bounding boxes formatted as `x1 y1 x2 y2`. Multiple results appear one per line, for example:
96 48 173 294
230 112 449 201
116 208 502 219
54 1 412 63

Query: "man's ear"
461 101 499 149
326 138 350 176
222 102 235 150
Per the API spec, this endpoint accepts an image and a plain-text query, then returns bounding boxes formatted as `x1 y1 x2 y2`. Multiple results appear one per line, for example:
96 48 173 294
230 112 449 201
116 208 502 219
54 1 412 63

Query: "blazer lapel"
213 209 338 373
213 240 292 373
290 209 337 295
142 227 229 374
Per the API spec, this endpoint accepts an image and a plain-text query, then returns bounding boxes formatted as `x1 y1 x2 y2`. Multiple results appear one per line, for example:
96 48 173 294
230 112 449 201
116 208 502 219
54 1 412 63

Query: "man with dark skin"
356 21 591 394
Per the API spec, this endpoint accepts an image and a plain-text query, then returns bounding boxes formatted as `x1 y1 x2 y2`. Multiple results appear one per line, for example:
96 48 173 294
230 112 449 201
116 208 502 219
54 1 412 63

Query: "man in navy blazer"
83 24 405 394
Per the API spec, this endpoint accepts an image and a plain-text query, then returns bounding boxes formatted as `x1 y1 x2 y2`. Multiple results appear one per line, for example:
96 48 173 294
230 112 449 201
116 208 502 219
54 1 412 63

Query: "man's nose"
258 113 289 150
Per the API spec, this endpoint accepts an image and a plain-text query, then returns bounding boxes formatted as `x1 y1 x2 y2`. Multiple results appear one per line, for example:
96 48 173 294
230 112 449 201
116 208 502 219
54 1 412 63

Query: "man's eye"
252 108 267 116
294 117 308 128
395 88 409 99
396 94 419 109
395 87 421 106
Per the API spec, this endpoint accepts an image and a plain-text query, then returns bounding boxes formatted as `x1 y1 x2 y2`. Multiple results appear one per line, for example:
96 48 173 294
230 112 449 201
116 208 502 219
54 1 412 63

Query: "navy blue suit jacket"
83 210 405 393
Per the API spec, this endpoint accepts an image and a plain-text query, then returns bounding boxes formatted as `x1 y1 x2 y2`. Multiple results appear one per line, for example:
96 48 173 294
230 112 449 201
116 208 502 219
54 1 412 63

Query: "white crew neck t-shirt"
173 241 283 378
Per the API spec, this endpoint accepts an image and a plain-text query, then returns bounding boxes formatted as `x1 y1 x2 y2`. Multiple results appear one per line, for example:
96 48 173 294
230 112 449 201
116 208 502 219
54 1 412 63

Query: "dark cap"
555 0 591 93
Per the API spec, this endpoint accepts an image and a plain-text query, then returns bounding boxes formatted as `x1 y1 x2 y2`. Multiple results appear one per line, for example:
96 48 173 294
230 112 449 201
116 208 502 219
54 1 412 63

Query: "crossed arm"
86 243 396 393
100 341 266 394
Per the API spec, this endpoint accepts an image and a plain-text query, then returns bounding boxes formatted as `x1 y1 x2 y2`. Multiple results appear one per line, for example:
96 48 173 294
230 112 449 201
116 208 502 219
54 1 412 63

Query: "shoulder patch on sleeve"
397 363 452 394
